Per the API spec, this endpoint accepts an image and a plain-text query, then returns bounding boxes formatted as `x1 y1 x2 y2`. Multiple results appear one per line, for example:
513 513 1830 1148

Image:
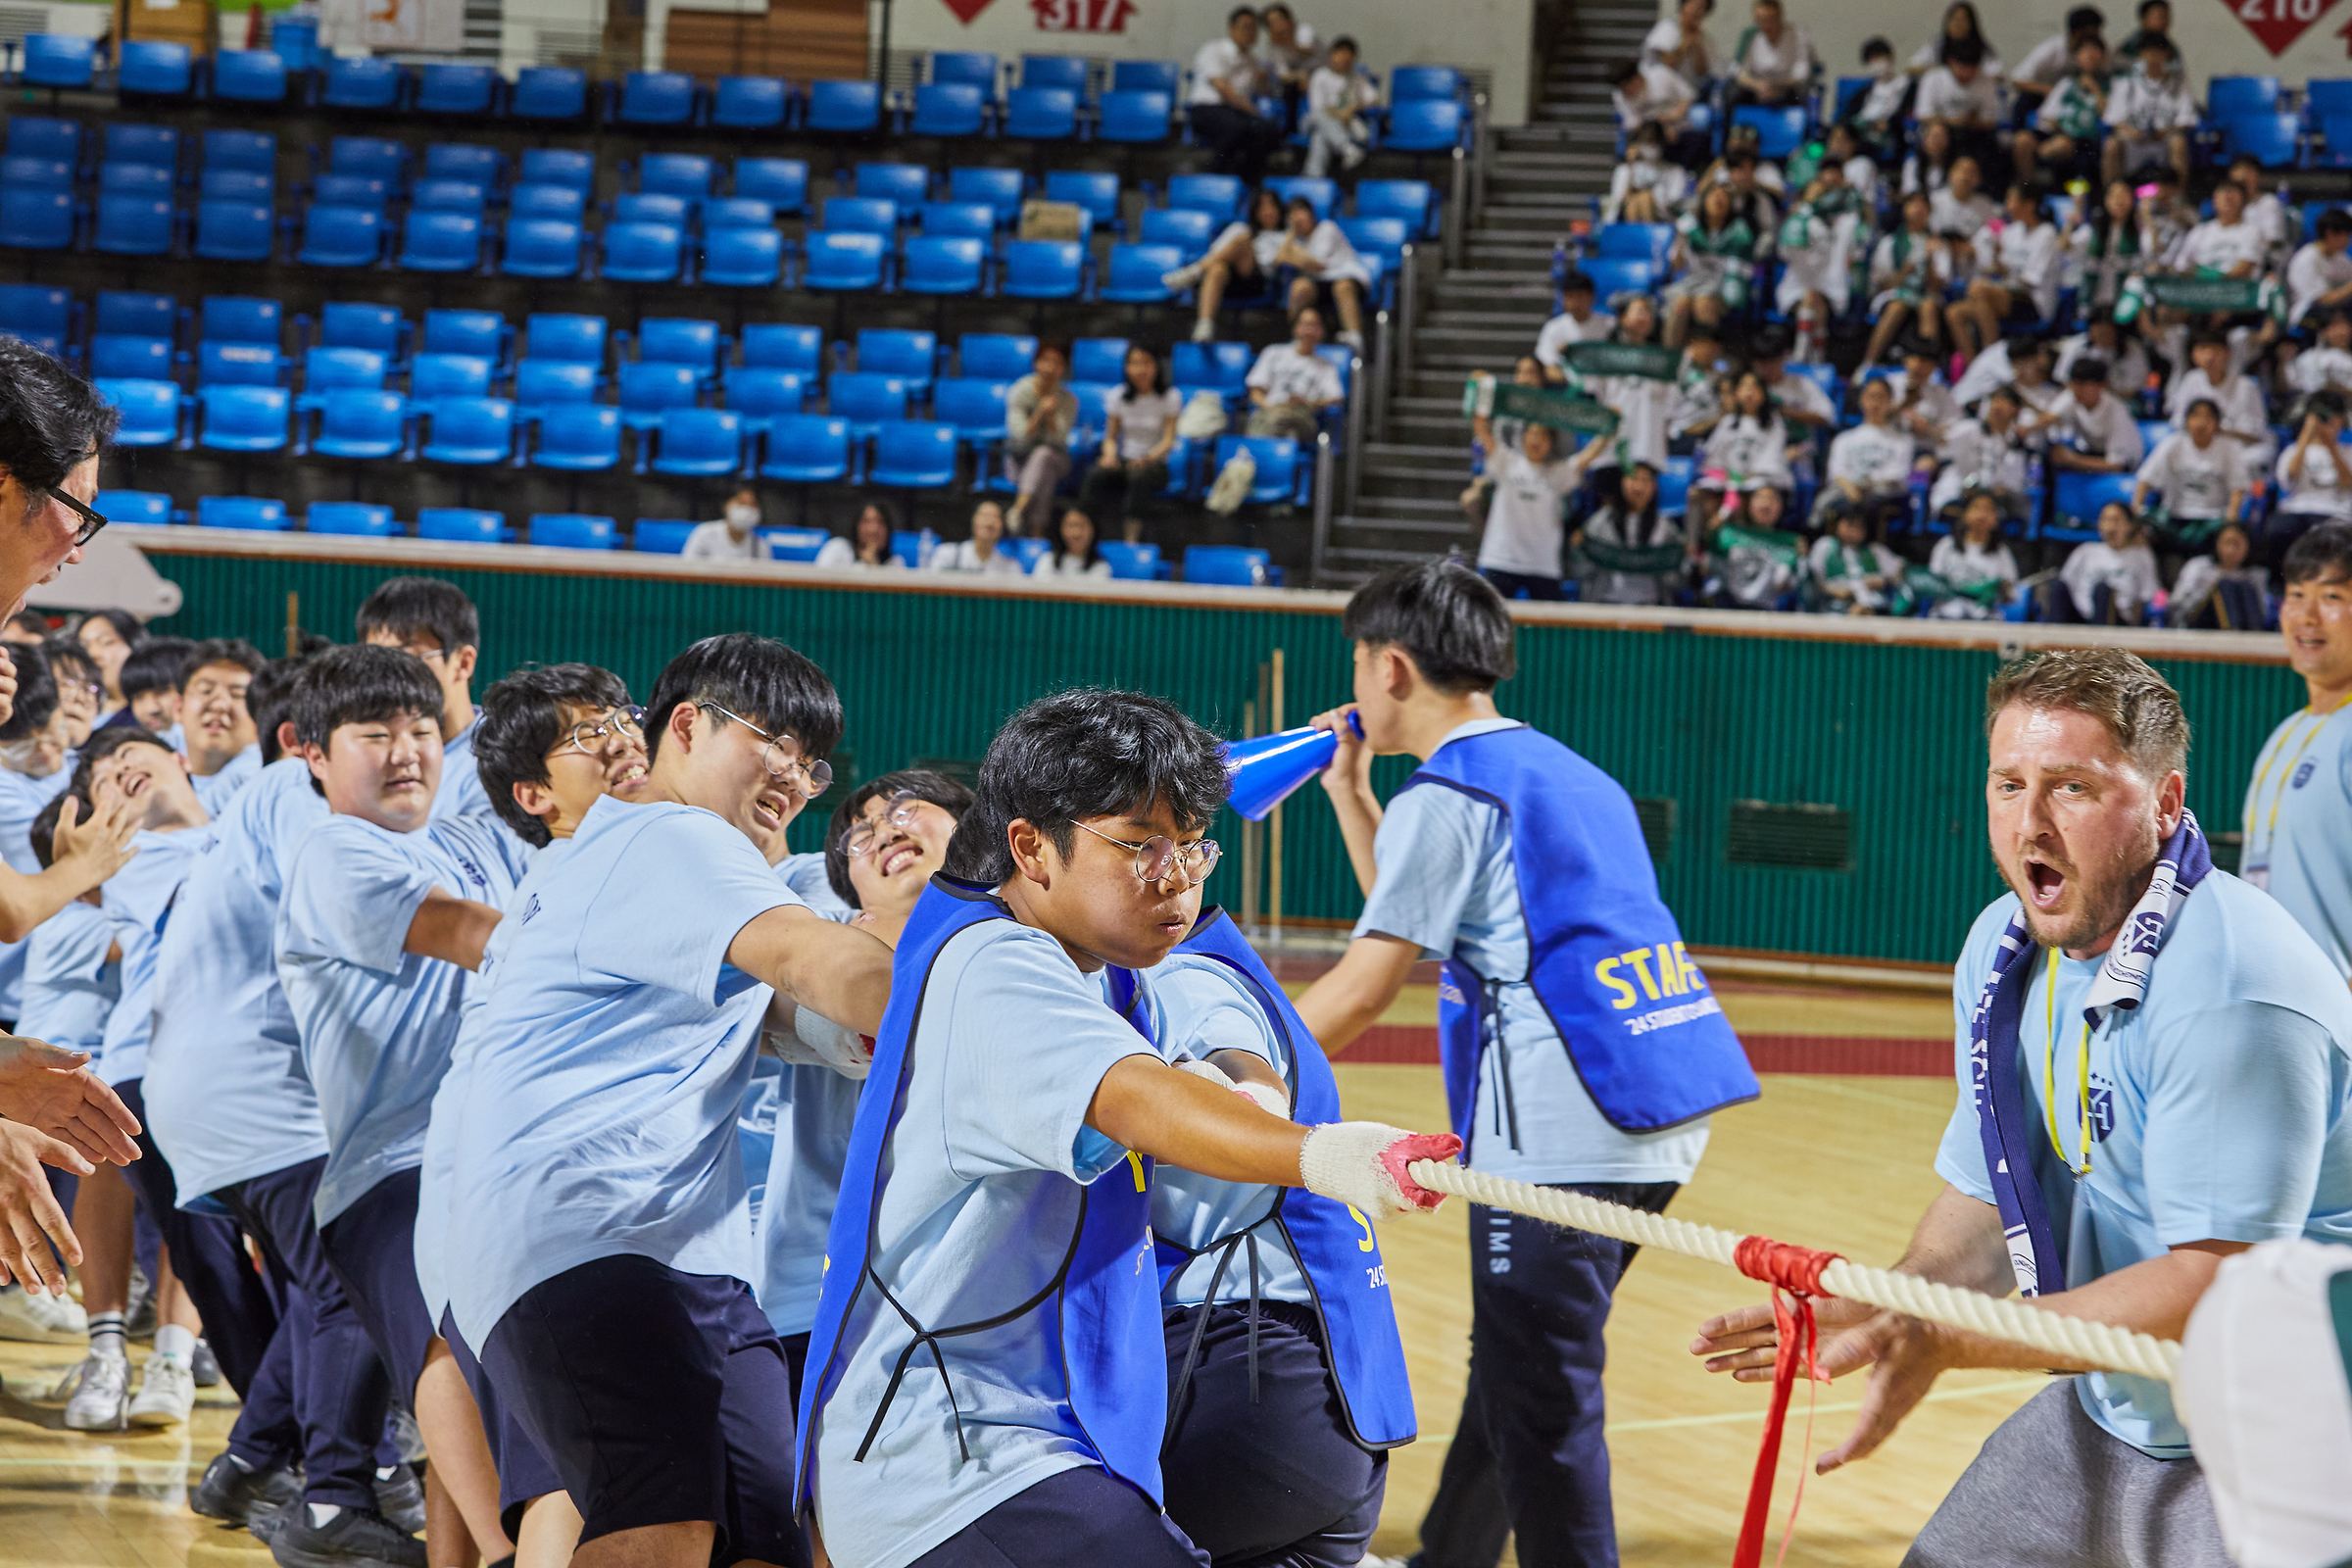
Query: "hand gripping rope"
1402 1161 2183 1568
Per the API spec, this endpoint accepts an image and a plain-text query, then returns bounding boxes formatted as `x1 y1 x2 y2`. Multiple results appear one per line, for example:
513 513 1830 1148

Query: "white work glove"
762 1004 873 1080
1298 1122 1463 1219
1175 1054 1291 1118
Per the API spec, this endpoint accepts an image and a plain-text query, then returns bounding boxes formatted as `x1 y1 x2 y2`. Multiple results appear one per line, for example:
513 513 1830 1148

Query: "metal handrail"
1310 431 1335 588
1343 348 1366 514
1370 307 1393 445
1397 243 1419 391
1444 146 1466 270
1469 90 1490 233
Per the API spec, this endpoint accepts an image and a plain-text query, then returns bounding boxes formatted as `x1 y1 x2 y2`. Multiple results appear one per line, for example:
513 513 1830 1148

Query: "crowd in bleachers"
1472 0 2352 626
0 14 1471 583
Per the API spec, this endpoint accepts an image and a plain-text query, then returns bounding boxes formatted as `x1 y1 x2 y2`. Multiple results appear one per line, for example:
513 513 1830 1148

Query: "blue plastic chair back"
508 184 584 222
308 502 396 536
1097 540 1160 580
1386 99 1464 152
856 162 932 218
198 341 280 386
304 346 389 393
2052 469 2136 533
1111 60 1178 95
416 507 506 542
806 79 881 132
1166 172 1244 220
703 227 783 286
945 168 1023 227
712 75 788 129
97 161 173 197
759 416 851 482
4 118 78 163
857 328 936 383
1097 89 1172 145
197 385 291 451
736 158 809 213
202 169 275 203
723 368 805 424
1389 66 1462 102
202 294 281 346
2309 80 2352 124
1183 544 1274 585
822 195 900 236
633 518 699 553
1141 207 1215 258
3 156 74 190
651 409 744 476
1173 339 1253 396
930 51 999 91
1595 221 1674 268
513 67 587 121
419 399 513 465
90 335 172 379
96 290 176 341
636 318 720 373
93 195 174 258
612 192 688 227
118 41 193 96
22 34 95 88
92 380 180 446
399 209 482 272
909 83 986 137
639 153 714 200
206 131 274 180
1339 216 1407 273
409 353 493 405
1069 338 1128 384
530 404 622 470
0 284 74 354
95 490 175 525
318 302 403 355
268 17 318 70
920 201 997 238
741 323 823 373
528 513 617 549
525 313 607 366
934 376 1010 438
1004 86 1077 140
1045 169 1120 227
1580 256 1656 297
958 333 1037 379
422 309 505 362
901 235 985 296
618 361 700 428
828 371 909 427
2210 75 2281 117
869 420 957 487
314 173 390 214
197 495 289 530
330 136 406 183
321 56 399 110
416 63 495 116
196 201 276 263
1266 176 1338 220
763 525 832 561
1018 54 1089 93
519 148 594 192
499 219 582 278
803 229 887 289
106 122 179 172
213 51 287 105
2223 113 2301 169
1002 239 1081 299
601 222 682 283
1730 104 1806 158
1102 243 1181 302
424 143 502 189
619 71 696 126
313 390 407 459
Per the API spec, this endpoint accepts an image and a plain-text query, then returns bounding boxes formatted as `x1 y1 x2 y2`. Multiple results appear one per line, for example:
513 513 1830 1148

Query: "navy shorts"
441 1307 565 1538
318 1165 437 1403
911 1465 1207 1568
483 1254 804 1565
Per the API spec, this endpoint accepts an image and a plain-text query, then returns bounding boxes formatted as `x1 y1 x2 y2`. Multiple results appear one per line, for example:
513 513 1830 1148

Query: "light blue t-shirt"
2240 702 2352 978
0 763 71 1019
780 851 857 918
278 811 528 1227
143 759 331 1206
18 900 118 1056
1138 954 1309 1308
432 713 491 824
94 826 213 1088
1936 876 2352 1457
1353 717 1710 1186
760 1060 860 1339
808 918 1159 1568
741 1054 785 1225
446 796 801 1349
190 742 262 816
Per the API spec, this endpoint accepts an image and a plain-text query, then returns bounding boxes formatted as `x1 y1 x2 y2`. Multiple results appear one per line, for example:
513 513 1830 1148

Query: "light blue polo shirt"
1138 954 1309 1308
277 812 528 1227
1936 876 2352 1457
143 759 331 1206
780 851 856 918
190 742 262 816
94 826 214 1089
808 918 1158 1568
445 796 802 1350
433 714 490 823
759 1060 860 1339
2240 701 2352 978
18 900 118 1056
0 762 71 1020
1353 717 1709 1186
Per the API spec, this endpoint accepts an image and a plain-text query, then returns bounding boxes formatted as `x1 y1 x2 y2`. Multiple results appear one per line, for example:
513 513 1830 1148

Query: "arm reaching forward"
727 904 896 1038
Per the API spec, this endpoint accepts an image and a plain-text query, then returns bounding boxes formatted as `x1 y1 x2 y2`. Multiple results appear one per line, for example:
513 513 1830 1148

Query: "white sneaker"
1161 259 1206 290
0 1284 88 1343
127 1355 195 1429
1191 318 1217 343
1339 330 1365 352
61 1352 129 1431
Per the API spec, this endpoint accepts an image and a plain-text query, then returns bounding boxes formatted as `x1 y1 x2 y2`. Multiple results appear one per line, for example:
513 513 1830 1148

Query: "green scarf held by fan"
1461 377 1621 438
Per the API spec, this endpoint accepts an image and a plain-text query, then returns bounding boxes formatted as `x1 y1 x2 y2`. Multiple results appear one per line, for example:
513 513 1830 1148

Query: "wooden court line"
1403 1376 2053 1443
1333 1027 1951 1077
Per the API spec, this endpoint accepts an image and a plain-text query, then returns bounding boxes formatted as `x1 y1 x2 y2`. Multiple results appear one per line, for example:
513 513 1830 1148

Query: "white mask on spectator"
1869 57 1895 79
1635 142 1660 162
726 504 760 529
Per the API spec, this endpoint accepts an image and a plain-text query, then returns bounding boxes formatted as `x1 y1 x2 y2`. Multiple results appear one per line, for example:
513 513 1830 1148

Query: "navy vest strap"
1403 725 1759 1133
1973 944 2067 1297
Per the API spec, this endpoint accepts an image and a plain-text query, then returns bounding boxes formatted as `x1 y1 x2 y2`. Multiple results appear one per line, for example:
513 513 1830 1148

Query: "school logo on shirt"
517 894 542 927
2294 759 2319 790
2087 1073 2115 1144
451 852 490 892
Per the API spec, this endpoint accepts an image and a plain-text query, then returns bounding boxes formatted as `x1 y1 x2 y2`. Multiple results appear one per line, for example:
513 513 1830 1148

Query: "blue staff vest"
1404 724 1759 1136
1151 907 1419 1449
793 876 1167 1515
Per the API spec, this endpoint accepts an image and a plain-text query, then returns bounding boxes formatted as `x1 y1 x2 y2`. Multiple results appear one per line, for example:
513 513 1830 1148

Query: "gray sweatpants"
1904 1381 2228 1568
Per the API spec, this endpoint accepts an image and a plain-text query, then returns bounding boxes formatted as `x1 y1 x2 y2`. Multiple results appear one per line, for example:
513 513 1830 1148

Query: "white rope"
1405 1160 2182 1384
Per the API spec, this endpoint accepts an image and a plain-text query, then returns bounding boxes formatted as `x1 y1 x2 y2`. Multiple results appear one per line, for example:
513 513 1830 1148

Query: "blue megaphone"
1222 712 1364 822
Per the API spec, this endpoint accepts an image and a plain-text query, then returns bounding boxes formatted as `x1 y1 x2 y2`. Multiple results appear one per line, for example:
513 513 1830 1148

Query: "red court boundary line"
1331 1026 1948 1078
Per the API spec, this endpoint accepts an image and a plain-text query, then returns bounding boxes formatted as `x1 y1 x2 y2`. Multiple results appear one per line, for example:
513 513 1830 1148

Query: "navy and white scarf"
1966 810 2213 1297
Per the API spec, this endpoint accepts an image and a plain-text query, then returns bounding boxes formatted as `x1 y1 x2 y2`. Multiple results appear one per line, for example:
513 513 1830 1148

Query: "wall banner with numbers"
2222 0 2346 58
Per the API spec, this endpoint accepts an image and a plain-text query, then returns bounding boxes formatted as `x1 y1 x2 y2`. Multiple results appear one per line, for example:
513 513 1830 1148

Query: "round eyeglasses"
1072 819 1222 888
550 706 645 760
697 701 834 799
842 791 929 858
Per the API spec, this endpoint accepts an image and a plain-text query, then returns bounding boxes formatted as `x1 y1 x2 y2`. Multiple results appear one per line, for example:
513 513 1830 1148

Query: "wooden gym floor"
0 975 2030 1567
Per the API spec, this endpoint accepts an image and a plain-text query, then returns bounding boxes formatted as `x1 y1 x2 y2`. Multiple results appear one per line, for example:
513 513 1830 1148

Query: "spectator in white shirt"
1187 8 1283 184
1691 368 1795 533
1808 505 1909 613
1901 118 1959 199
1533 273 1616 384
680 488 771 562
1077 346 1182 543
1850 37 1914 161
1727 0 1815 108
2169 328 2274 466
1930 383 2034 514
2014 34 2109 187
2134 398 2250 543
1254 2 1320 106
1643 0 1717 90
1928 155 1998 241
1469 414 1592 600
2046 358 2146 472
1929 490 2022 617
2044 500 2161 622
2287 210 2352 327
2101 33 2194 186
1004 341 1078 535
2289 311 2352 396
1607 123 1695 222
1273 195 1372 350
932 500 1027 574
2223 154 2292 268
1244 307 1345 443
1573 461 1689 605
1890 339 1965 445
1302 36 1376 177
1750 331 1836 436
2170 179 2266 280
2009 6 2105 122
814 503 908 569
1032 507 1113 579
1168 187 1287 344
2053 309 2153 397
1613 57 1696 137
1864 190 1950 367
2276 395 2352 528
1909 2 2004 76
1953 184 2063 361
2169 520 2269 627
1914 37 2002 155
1811 377 1916 527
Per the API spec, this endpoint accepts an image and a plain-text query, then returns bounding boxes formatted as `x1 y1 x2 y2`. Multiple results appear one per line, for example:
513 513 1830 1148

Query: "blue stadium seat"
93 196 175 258
856 328 936 388
107 122 179 172
4 118 79 163
416 507 506 542
909 83 986 137
1388 66 1462 102
1002 239 1082 299
1102 243 1180 303
1002 536 1050 570
763 525 831 561
1657 454 1694 514
949 166 1025 224
0 189 74 251
269 18 318 72
95 490 174 525
639 153 714 201
1266 176 1337 220
805 79 881 133
528 513 616 549
618 361 699 431
97 161 174 197
617 71 695 126
930 52 999 92
741 322 823 373
868 420 957 488
2050 470 2136 538
823 195 900 236
828 371 909 438
399 210 482 272
901 235 985 296
512 68 587 122
317 302 403 356
97 289 177 342
933 377 1008 458
1018 55 1089 93
1183 544 1276 585
632 518 698 553
856 162 932 219
1729 104 1805 159
418 399 513 465
1165 173 1244 221
89 335 172 379
1173 339 1252 398
308 502 396 536
612 192 689 227
711 75 788 130
1098 90 1173 145
202 295 282 346
1045 170 1120 231
1069 338 1127 385
408 353 493 407
118 41 193 97
510 184 586 222
1385 100 1464 153
197 385 291 452
197 496 289 530
514 361 598 415
958 333 1035 379
320 56 400 111
330 136 407 184
1339 216 1407 275
702 227 783 286
1580 256 1656 296
93 379 181 446
530 404 622 470
635 318 720 374
0 285 74 355
212 51 287 105
421 307 505 364
2222 113 2302 169
302 346 388 398
198 341 280 385
649 409 744 477
500 219 583 278
1110 60 1178 95
519 148 594 192
424 144 503 190
1594 220 1674 268
2210 75 2281 117
201 169 275 203
1097 540 1159 580
736 158 809 213
195 201 275 264
1004 86 1078 141
599 222 682 283
526 313 606 366
308 390 407 460
759 415 851 482
19 34 94 89
416 63 495 116
314 173 391 213
204 128 275 175
803 230 888 290
920 201 996 238
722 368 805 430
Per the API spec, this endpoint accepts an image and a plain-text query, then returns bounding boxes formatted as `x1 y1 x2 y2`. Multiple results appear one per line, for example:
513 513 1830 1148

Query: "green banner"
1579 538 1687 575
1463 378 1621 439
2146 276 2262 312
1562 341 1683 382
1712 522 1805 564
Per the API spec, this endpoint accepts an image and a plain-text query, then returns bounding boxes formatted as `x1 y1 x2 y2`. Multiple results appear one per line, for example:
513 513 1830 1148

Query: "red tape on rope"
1730 1236 1843 1568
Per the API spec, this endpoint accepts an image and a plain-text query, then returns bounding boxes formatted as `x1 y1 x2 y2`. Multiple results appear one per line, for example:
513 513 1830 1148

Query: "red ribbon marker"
1730 1236 1843 1568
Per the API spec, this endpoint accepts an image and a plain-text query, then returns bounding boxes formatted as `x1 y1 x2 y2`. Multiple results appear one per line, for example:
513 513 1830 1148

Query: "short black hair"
1613 58 1644 88
79 609 143 649
177 637 266 693
355 575 480 657
2284 522 2352 586
2188 326 2230 353
474 662 633 849
74 723 172 774
944 689 1229 886
1329 33 1357 54
824 768 977 906
1945 34 1984 66
1558 270 1595 298
120 635 195 703
1860 35 1892 60
2321 210 2352 240
6 611 48 640
642 632 843 765
2068 354 2110 384
1342 558 1518 695
2184 396 2222 422
2067 5 2104 31
291 643 445 772
1228 4 1256 24
2137 0 2165 16
0 338 119 494
247 655 315 766
41 634 94 690
2135 30 2176 59
0 643 56 742
28 790 68 869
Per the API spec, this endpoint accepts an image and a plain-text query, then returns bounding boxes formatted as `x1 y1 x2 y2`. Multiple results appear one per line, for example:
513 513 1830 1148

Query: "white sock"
87 1311 125 1362
153 1323 195 1364
308 1503 343 1529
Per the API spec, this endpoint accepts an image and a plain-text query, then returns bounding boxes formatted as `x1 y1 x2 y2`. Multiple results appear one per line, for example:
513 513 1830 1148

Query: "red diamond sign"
2231 0 2346 56
940 0 995 22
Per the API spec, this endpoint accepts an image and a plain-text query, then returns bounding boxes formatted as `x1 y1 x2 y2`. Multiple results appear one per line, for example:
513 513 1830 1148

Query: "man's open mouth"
2024 857 2067 909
